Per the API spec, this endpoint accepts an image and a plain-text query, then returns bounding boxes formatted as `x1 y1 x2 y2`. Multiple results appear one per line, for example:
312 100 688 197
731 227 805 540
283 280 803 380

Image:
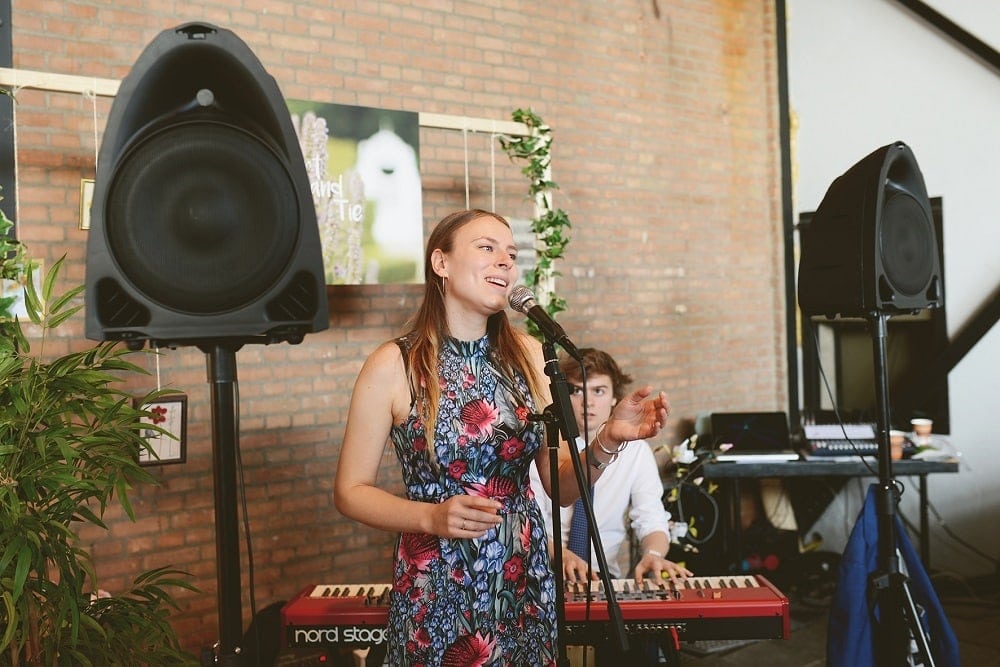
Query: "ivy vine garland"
499 109 571 337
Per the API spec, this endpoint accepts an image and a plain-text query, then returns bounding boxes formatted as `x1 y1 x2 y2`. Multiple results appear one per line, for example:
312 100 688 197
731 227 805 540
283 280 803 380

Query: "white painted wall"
788 0 1000 576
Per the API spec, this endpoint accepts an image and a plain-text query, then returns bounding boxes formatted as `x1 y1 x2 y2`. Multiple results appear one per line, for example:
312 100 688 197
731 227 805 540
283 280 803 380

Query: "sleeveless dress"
386 334 558 667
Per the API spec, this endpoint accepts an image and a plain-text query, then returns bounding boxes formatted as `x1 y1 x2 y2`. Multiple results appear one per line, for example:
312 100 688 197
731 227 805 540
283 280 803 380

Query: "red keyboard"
281 575 790 648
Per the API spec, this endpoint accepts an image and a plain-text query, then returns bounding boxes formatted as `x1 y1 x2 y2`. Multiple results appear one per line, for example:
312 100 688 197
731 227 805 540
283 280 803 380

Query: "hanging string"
490 121 496 213
85 80 99 172
462 126 470 209
10 76 22 226
155 346 162 391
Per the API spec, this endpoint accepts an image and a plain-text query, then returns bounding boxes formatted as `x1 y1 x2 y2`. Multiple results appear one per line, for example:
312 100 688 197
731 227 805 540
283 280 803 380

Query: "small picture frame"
79 179 94 230
135 394 187 466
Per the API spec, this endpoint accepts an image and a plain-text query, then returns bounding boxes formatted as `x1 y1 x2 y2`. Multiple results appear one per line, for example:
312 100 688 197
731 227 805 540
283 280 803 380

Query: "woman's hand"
604 386 671 444
430 495 502 538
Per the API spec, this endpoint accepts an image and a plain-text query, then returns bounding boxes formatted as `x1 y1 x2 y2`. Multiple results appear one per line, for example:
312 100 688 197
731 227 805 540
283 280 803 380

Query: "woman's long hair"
403 209 546 444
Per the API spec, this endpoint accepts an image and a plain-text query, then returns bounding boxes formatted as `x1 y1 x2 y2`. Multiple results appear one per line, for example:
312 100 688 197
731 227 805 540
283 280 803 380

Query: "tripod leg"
872 568 937 667
900 573 936 667
871 570 910 665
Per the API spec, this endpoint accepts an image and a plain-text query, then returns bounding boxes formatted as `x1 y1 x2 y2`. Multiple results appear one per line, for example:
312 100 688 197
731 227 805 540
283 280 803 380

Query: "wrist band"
596 421 629 456
645 549 664 558
586 442 616 470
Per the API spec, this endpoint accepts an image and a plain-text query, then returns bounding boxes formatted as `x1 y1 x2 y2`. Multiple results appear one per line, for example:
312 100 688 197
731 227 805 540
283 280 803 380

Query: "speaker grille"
96 278 151 328
266 270 319 321
879 191 934 297
105 120 299 315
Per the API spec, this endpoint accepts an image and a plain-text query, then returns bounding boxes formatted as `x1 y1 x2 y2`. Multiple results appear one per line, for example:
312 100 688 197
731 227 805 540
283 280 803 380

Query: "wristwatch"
586 443 616 470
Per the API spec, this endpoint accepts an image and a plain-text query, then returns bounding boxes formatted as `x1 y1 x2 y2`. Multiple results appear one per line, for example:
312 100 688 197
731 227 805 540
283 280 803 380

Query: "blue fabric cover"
827 484 960 666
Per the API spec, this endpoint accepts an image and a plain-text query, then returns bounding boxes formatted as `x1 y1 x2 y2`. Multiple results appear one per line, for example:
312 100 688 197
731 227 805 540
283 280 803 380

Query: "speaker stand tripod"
201 343 249 666
867 312 935 666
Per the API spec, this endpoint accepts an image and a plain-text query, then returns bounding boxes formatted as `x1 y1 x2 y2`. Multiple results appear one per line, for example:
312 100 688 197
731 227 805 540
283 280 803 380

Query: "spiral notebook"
708 411 800 463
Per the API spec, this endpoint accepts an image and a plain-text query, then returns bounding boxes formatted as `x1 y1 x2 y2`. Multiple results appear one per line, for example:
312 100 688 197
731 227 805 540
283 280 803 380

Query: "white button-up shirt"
529 437 672 578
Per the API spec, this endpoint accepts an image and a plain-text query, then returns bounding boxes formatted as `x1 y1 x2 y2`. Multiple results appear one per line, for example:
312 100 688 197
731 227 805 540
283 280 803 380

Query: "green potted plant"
0 208 197 665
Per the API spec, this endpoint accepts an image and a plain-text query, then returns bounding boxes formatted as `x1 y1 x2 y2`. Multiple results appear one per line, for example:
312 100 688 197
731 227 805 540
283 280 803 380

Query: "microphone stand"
534 340 628 662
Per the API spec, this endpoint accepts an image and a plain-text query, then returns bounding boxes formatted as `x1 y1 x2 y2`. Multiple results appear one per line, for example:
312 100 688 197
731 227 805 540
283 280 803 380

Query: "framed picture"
79 179 94 230
285 100 423 285
135 394 187 466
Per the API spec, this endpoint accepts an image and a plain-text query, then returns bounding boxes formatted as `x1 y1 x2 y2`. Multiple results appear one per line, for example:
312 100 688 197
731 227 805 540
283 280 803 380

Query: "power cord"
673 481 719 545
881 467 998 581
665 446 721 546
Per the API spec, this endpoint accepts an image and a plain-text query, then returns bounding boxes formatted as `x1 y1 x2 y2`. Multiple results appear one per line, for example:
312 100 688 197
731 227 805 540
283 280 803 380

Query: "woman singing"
334 209 670 666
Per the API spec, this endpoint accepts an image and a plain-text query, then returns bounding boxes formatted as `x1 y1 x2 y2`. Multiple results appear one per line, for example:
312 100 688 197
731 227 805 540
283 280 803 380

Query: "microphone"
508 285 582 360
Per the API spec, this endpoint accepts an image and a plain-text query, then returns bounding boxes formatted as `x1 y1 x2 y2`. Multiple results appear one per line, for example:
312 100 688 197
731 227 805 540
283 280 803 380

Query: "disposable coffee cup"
911 418 933 437
889 429 907 460
911 418 933 446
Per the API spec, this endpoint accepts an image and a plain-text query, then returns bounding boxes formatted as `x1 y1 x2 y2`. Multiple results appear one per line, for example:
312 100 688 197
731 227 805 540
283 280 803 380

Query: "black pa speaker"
797 141 943 318
85 22 327 347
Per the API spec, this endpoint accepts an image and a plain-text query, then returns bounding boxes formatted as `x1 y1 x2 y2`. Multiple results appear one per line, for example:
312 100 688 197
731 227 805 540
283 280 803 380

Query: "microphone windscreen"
508 285 536 313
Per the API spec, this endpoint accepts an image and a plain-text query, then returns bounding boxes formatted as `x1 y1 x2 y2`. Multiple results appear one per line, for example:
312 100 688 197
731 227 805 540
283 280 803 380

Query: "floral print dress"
387 335 558 667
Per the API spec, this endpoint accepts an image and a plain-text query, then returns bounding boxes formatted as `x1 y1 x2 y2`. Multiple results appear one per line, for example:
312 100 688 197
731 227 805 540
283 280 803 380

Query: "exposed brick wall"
7 0 783 655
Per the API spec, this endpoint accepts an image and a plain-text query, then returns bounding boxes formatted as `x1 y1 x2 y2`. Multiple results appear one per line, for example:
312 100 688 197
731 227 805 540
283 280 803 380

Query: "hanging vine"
499 109 571 337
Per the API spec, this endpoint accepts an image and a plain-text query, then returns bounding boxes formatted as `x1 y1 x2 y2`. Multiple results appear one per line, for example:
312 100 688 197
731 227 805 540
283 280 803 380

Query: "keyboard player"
530 348 692 666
